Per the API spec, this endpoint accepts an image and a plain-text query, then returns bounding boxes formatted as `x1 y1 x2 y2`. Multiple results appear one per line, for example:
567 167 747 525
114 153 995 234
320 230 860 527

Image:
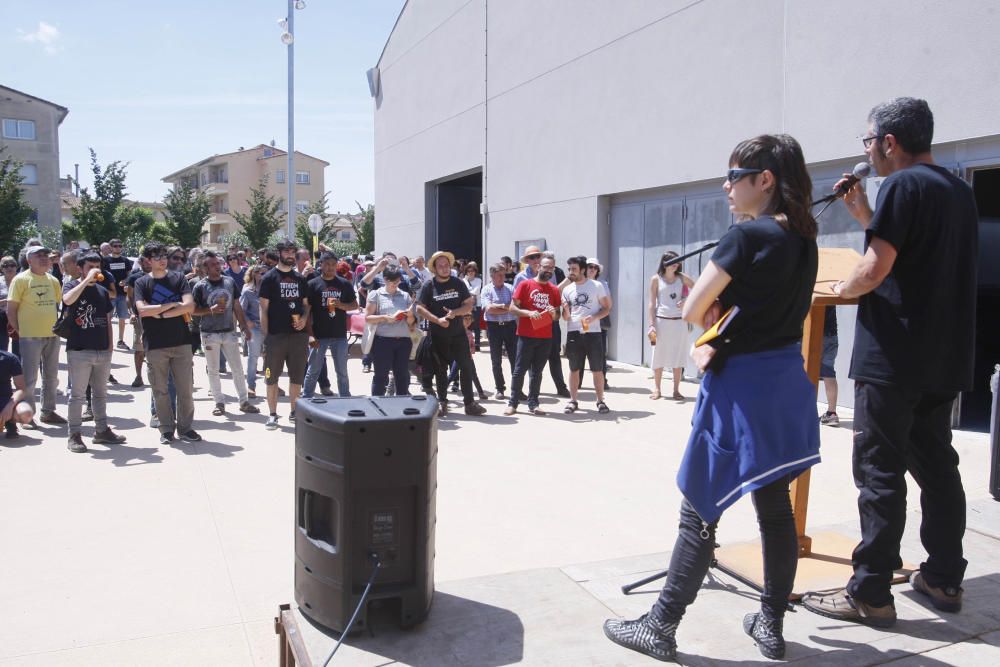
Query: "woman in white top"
648 251 694 400
462 261 484 350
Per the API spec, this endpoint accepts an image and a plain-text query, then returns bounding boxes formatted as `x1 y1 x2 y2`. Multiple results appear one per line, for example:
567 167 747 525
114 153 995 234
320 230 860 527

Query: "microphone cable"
322 553 382 666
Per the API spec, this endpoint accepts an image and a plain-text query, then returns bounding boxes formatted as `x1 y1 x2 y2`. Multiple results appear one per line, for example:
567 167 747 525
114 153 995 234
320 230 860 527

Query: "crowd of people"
0 96 978 664
0 234 634 451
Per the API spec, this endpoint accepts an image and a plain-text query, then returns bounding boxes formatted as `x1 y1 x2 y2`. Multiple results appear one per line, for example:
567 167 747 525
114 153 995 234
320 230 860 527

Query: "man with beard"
503 256 561 416
259 240 310 429
562 256 611 414
303 251 357 398
415 251 487 417
102 238 132 350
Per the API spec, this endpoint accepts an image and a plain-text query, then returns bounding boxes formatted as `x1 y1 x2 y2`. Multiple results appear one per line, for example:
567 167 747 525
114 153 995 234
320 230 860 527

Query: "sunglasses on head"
726 168 763 183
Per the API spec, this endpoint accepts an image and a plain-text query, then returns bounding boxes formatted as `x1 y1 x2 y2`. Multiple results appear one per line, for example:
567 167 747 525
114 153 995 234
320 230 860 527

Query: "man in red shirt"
503 256 560 415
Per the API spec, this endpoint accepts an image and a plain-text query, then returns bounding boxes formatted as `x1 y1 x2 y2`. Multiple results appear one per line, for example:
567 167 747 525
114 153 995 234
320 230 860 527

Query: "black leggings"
651 476 797 622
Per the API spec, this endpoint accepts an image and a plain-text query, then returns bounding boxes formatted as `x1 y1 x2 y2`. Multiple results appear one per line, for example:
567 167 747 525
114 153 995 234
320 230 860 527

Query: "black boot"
603 613 678 662
743 612 785 659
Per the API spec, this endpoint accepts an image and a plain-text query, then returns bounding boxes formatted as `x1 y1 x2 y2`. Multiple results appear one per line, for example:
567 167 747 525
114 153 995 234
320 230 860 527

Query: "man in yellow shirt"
7 246 66 427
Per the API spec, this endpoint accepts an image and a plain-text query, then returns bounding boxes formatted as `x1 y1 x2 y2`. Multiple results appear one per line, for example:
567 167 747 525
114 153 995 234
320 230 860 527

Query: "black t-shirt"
418 276 471 337
307 274 356 339
135 271 192 350
850 164 978 392
125 269 147 314
259 267 309 335
0 350 23 407
102 255 131 288
62 281 113 351
710 216 818 355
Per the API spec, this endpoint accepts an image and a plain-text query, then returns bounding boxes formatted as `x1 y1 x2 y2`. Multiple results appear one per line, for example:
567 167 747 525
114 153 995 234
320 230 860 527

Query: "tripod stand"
620 548 764 595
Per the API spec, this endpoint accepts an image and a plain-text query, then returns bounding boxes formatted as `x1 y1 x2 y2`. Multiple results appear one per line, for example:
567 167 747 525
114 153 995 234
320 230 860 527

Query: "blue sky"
5 0 404 214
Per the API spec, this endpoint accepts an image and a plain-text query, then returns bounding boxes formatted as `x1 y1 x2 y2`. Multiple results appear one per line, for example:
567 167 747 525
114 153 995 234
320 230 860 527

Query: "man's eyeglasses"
861 134 884 149
726 168 763 183
149 254 168 260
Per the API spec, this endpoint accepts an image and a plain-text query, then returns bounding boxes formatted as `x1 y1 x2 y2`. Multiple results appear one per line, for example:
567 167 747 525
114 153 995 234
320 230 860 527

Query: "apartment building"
0 85 68 229
161 143 328 244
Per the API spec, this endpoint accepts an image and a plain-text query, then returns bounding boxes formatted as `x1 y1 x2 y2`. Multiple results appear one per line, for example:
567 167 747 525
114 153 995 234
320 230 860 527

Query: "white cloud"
18 21 61 54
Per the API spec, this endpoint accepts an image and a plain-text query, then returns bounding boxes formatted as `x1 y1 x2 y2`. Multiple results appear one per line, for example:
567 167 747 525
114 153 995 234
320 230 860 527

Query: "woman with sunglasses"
0 256 19 354
604 135 820 662
647 251 694 400
240 264 269 398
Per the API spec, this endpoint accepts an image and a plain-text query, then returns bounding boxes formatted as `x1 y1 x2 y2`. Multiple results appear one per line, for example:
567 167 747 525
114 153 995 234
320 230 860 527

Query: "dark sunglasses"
226 256 238 261
170 255 185 261
525 253 541 260
726 168 763 183
1 263 17 268
111 244 123 248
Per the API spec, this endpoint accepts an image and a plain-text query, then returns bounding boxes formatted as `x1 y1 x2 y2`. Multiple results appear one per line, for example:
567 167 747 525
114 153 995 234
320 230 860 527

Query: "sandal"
596 401 610 414
672 391 684 401
563 400 578 414
649 391 661 400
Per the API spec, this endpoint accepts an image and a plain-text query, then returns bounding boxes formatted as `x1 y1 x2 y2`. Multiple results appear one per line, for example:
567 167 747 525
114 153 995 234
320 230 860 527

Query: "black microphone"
812 162 871 206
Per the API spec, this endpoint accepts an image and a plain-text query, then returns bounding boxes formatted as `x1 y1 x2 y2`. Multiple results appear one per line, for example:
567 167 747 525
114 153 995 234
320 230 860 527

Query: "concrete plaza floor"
0 335 997 665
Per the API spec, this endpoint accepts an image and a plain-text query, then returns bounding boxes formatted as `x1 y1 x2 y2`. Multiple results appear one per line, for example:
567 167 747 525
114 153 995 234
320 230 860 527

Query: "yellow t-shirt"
9 270 61 338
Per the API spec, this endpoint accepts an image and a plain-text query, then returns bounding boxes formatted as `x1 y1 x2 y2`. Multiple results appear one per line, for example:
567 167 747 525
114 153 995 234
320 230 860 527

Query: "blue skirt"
676 344 821 524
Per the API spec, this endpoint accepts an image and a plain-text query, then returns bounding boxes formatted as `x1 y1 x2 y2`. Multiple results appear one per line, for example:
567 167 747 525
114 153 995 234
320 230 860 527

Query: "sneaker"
494 390 506 401
528 405 546 416
362 364 372 374
159 431 175 444
131 376 144 388
603 614 678 662
67 432 88 453
179 430 202 442
800 587 896 628
108 374 119 385
265 414 280 430
820 411 840 427
743 612 785 660
320 386 335 396
22 419 39 430
464 402 487 416
450 383 459 393
247 388 256 398
438 402 448 418
911 571 963 613
39 410 68 425
503 405 517 416
239 401 260 414
149 415 160 429
478 391 489 400
81 405 95 422
289 410 296 422
4 422 18 439
212 403 225 416
117 341 131 351
93 428 127 445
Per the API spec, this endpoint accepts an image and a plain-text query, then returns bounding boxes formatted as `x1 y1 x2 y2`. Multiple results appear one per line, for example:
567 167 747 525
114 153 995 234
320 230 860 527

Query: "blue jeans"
371 336 411 396
246 329 263 391
303 337 350 398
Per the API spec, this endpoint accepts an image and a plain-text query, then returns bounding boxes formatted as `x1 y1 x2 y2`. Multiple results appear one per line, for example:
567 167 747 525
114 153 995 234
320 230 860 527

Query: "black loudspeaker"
294 395 437 633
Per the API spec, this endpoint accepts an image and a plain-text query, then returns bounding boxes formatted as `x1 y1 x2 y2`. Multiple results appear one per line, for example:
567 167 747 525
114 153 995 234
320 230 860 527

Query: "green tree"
66 149 131 244
0 149 37 256
232 175 286 249
352 201 374 254
162 181 210 247
7 220 61 259
293 192 334 249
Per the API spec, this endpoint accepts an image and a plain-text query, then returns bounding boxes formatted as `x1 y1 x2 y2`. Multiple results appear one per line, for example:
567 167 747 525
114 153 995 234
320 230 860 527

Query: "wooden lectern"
713 247 913 597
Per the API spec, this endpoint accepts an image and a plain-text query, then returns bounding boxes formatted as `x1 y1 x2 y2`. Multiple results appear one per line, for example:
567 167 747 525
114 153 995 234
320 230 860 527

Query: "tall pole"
286 0 295 239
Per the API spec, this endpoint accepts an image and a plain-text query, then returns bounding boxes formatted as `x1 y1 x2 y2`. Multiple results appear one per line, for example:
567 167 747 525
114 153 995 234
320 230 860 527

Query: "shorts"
112 293 129 319
566 331 605 373
820 334 838 379
264 332 309 385
132 314 143 351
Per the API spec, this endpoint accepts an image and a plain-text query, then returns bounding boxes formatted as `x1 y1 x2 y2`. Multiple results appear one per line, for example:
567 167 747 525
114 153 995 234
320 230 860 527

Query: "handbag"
361 321 376 355
52 304 75 339
408 327 424 361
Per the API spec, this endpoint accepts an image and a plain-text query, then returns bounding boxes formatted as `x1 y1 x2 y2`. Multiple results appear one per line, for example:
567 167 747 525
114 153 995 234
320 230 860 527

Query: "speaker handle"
302 490 314 537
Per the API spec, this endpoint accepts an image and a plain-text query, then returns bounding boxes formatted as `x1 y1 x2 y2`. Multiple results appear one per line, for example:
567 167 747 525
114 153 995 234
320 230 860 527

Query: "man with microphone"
802 98 978 626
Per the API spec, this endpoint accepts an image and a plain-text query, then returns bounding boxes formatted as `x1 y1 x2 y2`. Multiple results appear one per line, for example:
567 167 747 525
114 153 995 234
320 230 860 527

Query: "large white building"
371 0 1000 426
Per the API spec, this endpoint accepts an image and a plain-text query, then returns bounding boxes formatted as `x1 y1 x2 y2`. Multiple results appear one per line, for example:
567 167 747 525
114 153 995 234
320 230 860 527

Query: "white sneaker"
265 414 280 430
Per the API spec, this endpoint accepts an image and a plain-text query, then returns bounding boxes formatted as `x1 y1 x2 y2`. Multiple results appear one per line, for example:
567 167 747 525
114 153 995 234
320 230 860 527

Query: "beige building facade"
161 144 328 245
0 85 68 230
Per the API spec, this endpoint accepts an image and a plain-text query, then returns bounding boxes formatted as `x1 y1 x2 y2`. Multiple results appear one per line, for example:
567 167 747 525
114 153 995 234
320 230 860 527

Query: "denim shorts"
820 334 838 379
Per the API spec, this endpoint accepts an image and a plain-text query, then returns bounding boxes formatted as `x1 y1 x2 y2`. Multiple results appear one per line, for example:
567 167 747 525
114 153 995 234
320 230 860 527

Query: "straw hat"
428 250 456 268
519 245 543 263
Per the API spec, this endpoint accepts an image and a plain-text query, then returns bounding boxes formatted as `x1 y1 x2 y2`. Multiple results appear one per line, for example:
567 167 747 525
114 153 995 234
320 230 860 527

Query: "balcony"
203 178 228 196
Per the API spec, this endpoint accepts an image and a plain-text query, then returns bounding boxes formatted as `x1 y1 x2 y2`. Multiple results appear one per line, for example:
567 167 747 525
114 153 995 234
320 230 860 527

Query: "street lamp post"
279 0 306 239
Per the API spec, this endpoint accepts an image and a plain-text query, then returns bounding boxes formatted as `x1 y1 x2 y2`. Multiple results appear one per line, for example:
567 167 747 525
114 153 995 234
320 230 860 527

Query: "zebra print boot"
603 613 679 662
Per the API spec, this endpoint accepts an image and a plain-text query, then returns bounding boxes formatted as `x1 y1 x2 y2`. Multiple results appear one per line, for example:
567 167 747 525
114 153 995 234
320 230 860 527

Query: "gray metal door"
609 204 644 365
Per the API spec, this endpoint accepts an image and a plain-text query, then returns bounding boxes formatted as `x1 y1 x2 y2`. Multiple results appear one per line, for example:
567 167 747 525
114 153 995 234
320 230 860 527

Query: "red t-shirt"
513 279 561 338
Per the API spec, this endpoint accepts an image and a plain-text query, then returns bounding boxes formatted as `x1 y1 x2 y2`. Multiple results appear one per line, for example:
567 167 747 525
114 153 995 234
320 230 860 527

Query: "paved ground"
0 334 997 665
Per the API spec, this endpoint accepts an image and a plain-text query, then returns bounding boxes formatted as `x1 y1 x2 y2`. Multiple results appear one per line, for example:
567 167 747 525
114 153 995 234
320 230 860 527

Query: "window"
2 119 36 140
296 200 309 213
295 170 310 184
276 170 286 184
339 231 352 240
20 164 38 185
